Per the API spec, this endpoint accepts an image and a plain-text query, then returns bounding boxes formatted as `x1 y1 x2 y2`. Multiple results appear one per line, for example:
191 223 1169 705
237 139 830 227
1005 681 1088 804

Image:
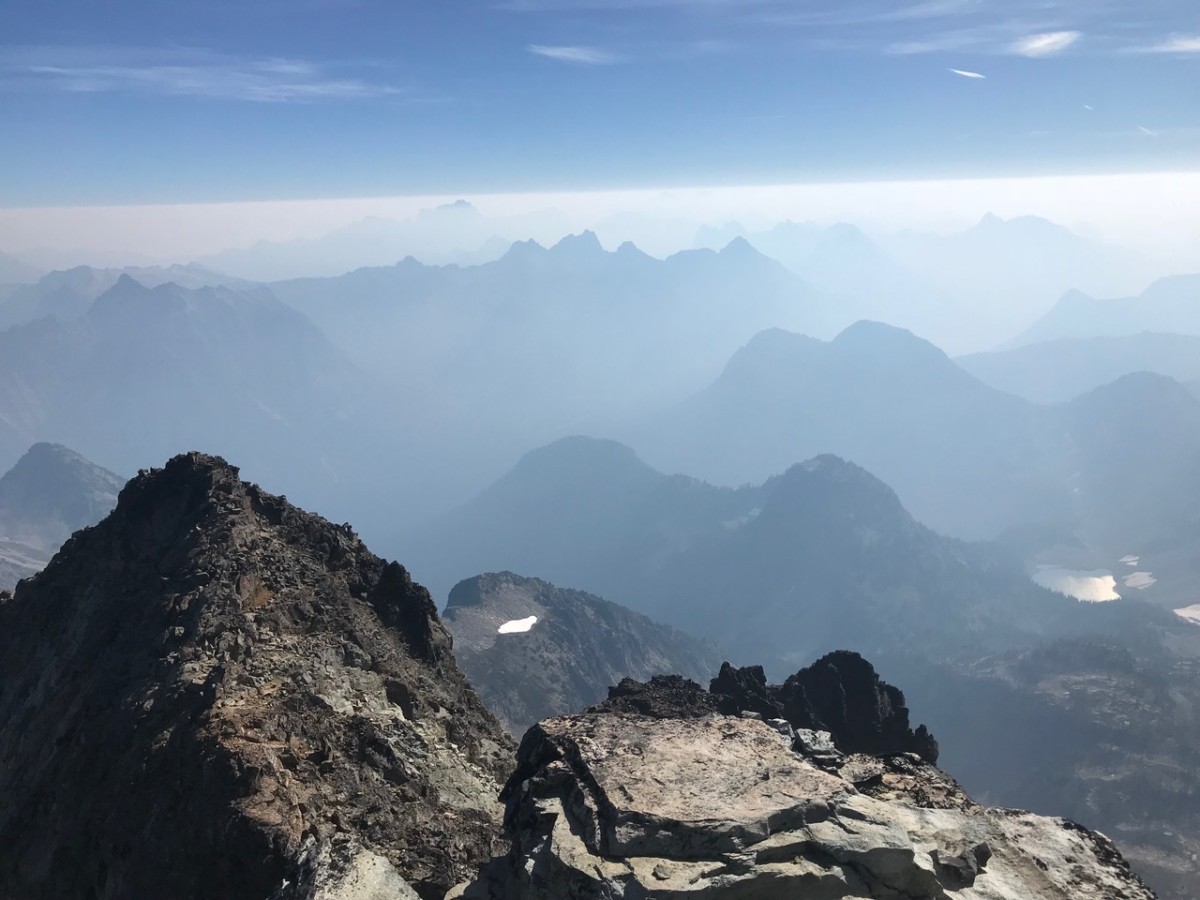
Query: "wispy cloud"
1137 125 1158 137
1008 30 1080 57
949 67 987 78
527 44 619 64
0 46 405 102
1127 34 1200 54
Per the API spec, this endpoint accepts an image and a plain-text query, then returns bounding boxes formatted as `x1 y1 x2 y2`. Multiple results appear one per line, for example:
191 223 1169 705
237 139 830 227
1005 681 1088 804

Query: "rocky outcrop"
443 572 721 733
710 653 939 763
461 699 1154 899
0 453 512 900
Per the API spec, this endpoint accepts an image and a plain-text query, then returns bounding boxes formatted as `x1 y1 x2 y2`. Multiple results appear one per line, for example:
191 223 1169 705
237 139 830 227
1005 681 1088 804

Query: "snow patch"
498 615 538 634
1174 605 1200 626
1122 571 1156 590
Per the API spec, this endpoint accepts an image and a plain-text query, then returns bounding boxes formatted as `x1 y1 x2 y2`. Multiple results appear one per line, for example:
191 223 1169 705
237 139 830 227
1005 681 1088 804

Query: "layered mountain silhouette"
626 321 1060 541
443 571 720 734
702 221 960 350
0 275 371 524
271 232 841 427
959 331 1200 404
0 264 251 330
621 321 1200 611
1008 274 1200 346
0 442 124 587
879 214 1157 348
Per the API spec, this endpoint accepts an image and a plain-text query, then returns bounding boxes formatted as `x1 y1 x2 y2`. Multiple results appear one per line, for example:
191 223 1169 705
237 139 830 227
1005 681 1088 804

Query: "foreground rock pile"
0 453 512 900
460 674 1154 899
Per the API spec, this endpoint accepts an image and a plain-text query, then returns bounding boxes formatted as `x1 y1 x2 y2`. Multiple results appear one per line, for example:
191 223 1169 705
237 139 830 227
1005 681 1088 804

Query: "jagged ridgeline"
0 453 512 900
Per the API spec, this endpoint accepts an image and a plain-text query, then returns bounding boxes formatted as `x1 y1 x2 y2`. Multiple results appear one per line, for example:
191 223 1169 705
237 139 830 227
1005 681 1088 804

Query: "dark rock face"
590 674 719 719
710 653 939 763
443 572 721 733
0 453 512 900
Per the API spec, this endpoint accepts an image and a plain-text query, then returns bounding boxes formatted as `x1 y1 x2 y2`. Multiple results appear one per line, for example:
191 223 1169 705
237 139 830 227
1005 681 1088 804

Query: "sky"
2 0 1199 209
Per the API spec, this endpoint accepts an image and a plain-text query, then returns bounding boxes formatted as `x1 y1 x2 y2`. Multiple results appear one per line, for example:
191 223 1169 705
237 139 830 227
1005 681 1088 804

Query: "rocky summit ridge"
0 452 512 900
461 669 1154 899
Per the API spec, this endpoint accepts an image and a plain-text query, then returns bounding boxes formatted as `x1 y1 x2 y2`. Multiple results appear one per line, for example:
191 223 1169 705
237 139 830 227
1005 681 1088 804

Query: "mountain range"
0 275 376 530
958 331 1200 404
0 264 251 330
880 213 1159 348
1008 274 1200 346
696 214 1160 353
626 322 1057 541
196 200 568 281
621 321 1200 612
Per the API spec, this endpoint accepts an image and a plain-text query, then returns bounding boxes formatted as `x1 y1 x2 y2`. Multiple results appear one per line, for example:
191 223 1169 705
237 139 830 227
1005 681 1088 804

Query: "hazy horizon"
3 169 1200 272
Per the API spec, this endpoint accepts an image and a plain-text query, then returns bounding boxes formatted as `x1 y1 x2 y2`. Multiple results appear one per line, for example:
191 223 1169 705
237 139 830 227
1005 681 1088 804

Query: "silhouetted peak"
616 240 651 259
510 436 651 483
500 237 548 261
1140 272 1200 301
831 320 949 364
1069 370 1198 414
718 236 773 265
551 230 605 256
760 454 911 528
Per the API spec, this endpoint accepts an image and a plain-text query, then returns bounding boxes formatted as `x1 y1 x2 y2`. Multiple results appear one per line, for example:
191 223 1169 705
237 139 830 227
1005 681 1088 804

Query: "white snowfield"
498 615 538 634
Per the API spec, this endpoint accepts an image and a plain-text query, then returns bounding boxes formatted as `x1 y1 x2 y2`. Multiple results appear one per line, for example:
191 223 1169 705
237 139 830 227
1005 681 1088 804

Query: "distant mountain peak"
512 435 648 479
551 230 605 255
832 319 940 355
719 235 764 258
0 443 124 559
500 237 548 261
615 240 651 259
760 453 912 530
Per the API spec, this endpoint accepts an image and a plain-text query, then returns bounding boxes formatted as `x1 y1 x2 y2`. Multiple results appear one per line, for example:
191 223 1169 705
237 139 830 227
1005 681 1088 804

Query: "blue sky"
2 0 1198 206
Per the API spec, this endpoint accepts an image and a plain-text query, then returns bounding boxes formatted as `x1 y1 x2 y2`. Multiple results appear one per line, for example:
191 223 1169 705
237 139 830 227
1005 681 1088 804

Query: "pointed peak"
719 235 759 256
501 238 548 261
551 230 605 255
